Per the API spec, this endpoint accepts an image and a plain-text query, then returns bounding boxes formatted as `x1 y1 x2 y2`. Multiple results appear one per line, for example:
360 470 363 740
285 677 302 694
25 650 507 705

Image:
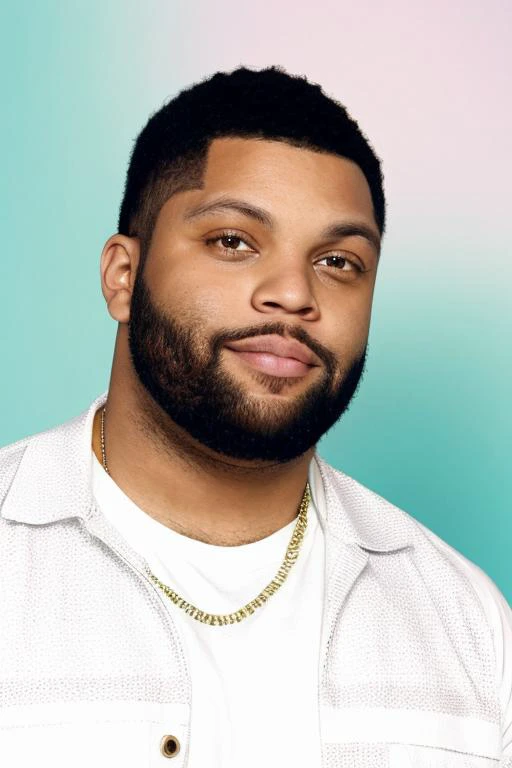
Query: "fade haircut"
118 65 386 260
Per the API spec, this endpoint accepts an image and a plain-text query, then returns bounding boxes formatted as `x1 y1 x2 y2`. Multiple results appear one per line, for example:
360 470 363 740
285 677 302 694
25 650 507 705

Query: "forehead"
197 136 376 220
156 136 379 241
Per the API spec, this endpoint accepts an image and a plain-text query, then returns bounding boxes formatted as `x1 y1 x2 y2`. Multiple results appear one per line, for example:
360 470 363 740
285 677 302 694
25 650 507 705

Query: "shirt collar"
1 393 412 553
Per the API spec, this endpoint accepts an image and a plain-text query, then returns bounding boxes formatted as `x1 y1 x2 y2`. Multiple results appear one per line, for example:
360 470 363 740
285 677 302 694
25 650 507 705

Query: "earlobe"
100 234 140 324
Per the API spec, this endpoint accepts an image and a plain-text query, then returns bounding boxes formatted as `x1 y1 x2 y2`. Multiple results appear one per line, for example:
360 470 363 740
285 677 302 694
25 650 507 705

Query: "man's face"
128 137 380 462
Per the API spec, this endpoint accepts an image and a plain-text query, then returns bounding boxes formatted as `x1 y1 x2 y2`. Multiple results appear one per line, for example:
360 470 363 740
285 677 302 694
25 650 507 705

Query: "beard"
128 269 367 463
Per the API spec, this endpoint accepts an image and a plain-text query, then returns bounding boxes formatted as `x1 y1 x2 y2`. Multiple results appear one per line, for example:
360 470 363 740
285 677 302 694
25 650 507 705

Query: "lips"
224 335 321 378
224 335 320 366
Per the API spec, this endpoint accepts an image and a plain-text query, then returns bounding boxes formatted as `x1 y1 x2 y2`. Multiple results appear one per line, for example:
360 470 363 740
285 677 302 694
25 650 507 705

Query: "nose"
250 258 320 320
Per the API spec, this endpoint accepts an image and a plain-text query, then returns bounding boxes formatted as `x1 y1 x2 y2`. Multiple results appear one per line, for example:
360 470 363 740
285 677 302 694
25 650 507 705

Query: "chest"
0 522 502 767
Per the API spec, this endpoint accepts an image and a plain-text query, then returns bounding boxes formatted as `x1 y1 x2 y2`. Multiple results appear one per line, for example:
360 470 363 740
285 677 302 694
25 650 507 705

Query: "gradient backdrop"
1 1 511 599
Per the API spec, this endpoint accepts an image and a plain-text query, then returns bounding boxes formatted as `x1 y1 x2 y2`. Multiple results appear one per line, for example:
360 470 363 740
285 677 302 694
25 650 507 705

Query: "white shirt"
92 451 325 768
1 393 512 767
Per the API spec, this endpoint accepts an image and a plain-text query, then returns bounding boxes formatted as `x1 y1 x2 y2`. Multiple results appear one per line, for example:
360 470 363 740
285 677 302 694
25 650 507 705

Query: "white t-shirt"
91 452 326 768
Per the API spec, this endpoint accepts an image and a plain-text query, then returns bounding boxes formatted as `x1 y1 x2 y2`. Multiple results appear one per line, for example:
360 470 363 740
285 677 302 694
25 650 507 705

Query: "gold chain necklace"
100 407 310 626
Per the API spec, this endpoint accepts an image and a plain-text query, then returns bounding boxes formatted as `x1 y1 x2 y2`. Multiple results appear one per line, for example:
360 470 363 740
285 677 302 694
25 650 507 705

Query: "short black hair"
118 65 386 254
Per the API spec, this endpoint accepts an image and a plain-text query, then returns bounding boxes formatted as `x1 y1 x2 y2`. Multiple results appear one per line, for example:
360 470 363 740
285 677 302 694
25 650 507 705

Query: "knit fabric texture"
0 393 510 766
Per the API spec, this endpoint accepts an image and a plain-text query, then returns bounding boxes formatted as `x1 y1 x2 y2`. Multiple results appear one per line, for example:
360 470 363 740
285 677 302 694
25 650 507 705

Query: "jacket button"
160 735 181 758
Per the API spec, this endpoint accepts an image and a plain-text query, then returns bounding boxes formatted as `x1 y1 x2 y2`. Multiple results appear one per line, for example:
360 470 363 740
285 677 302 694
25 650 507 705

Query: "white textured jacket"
1 393 511 767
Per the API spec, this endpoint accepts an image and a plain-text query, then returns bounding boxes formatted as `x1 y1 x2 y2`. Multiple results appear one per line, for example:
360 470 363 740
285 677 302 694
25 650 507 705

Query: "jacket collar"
0 393 107 526
313 457 413 553
1 394 413 553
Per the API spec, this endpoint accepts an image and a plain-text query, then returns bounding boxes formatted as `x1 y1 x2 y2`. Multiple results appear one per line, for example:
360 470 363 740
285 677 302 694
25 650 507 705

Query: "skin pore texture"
93 137 381 546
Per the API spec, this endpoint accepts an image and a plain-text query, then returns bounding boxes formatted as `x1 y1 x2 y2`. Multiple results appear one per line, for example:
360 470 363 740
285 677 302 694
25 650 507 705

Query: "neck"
93 371 314 547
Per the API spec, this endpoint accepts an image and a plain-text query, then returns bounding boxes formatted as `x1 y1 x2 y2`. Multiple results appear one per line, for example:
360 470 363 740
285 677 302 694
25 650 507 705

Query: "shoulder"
319 456 512 725
0 418 68 473
0 394 106 516
412 515 512 750
320 455 509 613
411 519 512 697
410 513 510 621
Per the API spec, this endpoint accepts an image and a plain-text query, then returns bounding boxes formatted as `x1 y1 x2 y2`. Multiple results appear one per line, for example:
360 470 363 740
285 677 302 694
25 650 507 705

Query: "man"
0 66 510 768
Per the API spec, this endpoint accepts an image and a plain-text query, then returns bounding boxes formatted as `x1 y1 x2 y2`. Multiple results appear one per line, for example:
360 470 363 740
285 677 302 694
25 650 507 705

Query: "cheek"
325 291 373 354
153 271 245 334
145 252 228 320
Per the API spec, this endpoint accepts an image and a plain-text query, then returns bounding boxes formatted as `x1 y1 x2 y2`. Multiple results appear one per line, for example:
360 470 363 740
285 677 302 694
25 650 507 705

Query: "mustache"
210 321 337 377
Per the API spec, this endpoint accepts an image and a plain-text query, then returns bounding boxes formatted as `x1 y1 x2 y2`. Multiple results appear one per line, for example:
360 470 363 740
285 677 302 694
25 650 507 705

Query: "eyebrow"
183 196 381 253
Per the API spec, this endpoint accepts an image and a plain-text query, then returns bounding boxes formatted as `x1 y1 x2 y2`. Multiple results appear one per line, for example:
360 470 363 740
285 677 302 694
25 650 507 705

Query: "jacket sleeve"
446 544 512 762
491 581 512 760
471 566 512 761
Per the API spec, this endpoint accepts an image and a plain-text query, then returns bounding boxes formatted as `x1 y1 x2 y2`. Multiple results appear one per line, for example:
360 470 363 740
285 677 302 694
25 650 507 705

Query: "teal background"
1 2 511 600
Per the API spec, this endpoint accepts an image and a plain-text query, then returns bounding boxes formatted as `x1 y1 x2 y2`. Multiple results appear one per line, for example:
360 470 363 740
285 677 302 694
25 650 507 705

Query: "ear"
100 234 141 323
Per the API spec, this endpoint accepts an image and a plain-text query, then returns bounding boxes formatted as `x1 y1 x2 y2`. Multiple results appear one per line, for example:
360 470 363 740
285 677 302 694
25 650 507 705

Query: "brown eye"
205 233 254 253
220 235 243 250
317 254 358 271
326 255 349 269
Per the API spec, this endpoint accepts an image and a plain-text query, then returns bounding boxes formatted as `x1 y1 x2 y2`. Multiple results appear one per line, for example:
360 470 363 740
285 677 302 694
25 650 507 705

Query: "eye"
205 232 255 255
315 253 362 273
